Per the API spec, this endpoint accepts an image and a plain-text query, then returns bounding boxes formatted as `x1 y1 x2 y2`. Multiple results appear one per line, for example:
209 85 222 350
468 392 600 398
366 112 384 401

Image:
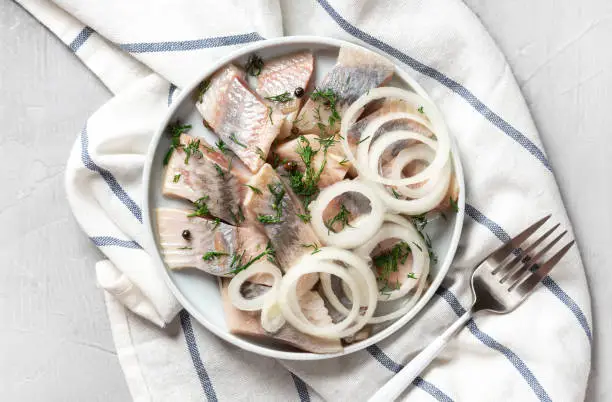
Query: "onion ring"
228 263 282 311
309 180 385 248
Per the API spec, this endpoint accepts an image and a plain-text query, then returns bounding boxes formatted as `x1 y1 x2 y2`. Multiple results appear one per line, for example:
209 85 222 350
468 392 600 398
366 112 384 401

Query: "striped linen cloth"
15 0 592 400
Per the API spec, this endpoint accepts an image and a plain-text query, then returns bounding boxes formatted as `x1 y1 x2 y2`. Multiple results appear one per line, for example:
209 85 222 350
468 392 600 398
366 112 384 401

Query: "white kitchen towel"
15 0 592 400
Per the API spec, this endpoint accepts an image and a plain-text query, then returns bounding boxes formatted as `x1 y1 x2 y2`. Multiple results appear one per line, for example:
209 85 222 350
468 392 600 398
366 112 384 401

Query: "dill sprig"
163 123 192 165
265 92 293 103
267 106 274 125
173 173 181 183
213 163 225 178
183 139 203 164
229 133 247 148
216 139 229 154
302 243 321 254
296 213 311 223
229 205 245 226
357 135 371 145
202 250 229 261
255 147 266 161
257 182 285 224
244 184 263 195
287 136 326 208
197 79 211 103
229 243 275 274
310 88 341 129
449 196 459 213
211 218 221 230
410 213 428 231
187 196 210 218
339 158 349 166
373 241 412 288
245 54 264 77
325 204 352 234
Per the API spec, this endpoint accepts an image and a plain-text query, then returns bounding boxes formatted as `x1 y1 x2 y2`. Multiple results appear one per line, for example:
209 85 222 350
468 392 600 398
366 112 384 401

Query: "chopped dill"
411 213 428 231
173 173 181 183
178 246 192 250
357 135 371 145
216 139 229 154
229 205 245 226
229 133 247 148
339 158 349 166
373 241 411 288
197 79 210 103
265 92 293 103
310 88 341 129
202 250 229 261
211 218 221 230
257 182 285 224
229 243 275 274
255 146 266 161
302 243 321 254
325 204 352 234
417 106 424 114
450 196 459 213
244 184 263 195
213 163 225 178
407 272 418 279
391 188 402 199
296 213 311 223
187 196 210 218
183 139 203 164
424 232 438 265
287 136 326 208
245 53 264 77
267 106 274 124
163 122 192 165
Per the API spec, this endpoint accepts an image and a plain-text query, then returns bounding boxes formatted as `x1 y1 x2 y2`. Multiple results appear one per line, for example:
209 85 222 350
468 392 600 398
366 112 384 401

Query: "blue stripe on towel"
80 127 143 223
315 0 551 172
168 83 178 106
69 26 94 52
435 287 552 402
366 345 454 402
290 372 311 402
90 236 142 249
465 203 593 343
119 32 264 53
179 310 218 402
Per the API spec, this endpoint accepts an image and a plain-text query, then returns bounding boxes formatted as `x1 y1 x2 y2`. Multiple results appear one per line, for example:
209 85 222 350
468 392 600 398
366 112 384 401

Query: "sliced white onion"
309 180 385 248
313 248 378 335
260 288 286 333
278 260 362 339
391 144 439 198
227 262 282 311
341 87 451 186
354 223 427 302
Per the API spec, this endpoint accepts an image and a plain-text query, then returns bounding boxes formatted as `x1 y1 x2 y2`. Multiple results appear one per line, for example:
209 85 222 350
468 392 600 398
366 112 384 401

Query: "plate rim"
142 35 465 361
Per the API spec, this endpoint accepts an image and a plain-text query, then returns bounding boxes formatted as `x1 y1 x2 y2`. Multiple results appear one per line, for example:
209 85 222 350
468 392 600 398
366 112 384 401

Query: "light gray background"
0 0 609 400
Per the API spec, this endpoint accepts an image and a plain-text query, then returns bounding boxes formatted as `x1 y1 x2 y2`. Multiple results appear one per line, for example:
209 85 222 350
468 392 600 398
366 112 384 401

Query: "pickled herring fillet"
162 134 250 225
255 51 314 139
296 46 395 135
196 65 281 172
220 279 342 354
273 134 348 188
156 208 240 276
243 164 319 293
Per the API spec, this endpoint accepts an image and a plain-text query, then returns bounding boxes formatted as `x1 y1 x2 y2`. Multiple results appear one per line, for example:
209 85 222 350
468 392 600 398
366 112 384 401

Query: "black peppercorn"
291 126 300 135
181 230 191 240
294 87 305 98
284 161 298 172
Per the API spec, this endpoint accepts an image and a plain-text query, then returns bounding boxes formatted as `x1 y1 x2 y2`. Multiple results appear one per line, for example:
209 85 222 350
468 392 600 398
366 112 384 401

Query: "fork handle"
368 311 473 402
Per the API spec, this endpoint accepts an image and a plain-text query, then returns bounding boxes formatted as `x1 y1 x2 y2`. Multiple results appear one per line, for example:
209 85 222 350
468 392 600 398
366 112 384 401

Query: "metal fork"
369 215 575 402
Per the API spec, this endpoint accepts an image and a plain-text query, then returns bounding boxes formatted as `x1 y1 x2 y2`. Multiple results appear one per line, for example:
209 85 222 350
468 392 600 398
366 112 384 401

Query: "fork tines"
490 216 575 296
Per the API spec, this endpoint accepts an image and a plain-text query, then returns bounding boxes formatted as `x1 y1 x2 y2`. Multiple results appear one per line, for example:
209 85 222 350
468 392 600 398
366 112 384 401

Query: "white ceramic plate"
142 36 465 360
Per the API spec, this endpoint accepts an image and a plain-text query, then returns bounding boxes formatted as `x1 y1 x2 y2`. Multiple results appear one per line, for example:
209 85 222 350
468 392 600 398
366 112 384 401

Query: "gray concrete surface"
1 0 610 400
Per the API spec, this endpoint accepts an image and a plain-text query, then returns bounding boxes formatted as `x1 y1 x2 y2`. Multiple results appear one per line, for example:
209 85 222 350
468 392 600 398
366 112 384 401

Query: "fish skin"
255 51 314 139
243 164 320 293
156 208 239 276
220 279 343 354
197 65 281 172
296 46 395 135
162 134 249 224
